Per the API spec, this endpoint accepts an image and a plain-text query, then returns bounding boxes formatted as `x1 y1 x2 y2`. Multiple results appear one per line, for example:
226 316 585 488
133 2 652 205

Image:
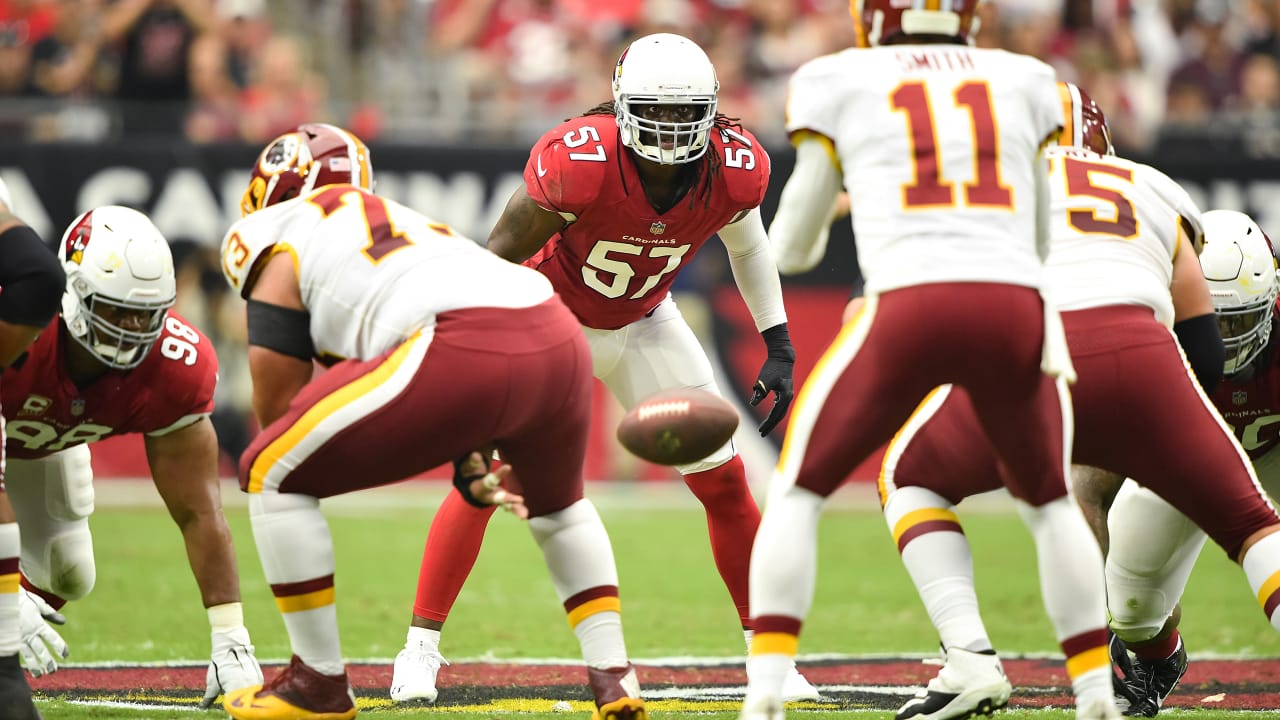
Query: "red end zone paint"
28 658 1280 711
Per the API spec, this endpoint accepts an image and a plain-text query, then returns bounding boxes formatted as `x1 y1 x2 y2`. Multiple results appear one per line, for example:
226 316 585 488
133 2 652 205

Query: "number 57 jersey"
524 114 770 331
786 45 1062 294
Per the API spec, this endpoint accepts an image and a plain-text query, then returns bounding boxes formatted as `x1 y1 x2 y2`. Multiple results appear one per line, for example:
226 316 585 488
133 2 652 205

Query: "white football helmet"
58 206 177 370
1200 209 1279 376
612 33 719 165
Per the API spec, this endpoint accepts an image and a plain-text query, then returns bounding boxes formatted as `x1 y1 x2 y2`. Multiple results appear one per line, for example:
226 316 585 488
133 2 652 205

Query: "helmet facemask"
617 97 717 165
1215 287 1278 376
64 284 173 370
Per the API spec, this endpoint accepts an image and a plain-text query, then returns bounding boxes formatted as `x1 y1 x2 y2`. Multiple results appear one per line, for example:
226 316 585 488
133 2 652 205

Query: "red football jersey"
1214 339 1280 462
524 113 770 330
2 312 218 459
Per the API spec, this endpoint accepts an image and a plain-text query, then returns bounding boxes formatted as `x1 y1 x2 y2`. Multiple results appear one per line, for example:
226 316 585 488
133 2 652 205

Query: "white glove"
201 625 263 708
18 589 68 677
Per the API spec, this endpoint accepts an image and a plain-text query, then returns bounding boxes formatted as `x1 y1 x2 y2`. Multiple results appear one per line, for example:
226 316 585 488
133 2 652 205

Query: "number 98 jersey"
785 45 1061 295
524 114 770 330
1 313 217 459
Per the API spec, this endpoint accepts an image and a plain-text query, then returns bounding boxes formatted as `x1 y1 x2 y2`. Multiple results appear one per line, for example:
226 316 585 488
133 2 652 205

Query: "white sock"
1242 531 1280 630
407 626 441 654
745 653 791 704
574 611 629 670
0 523 18 656
250 493 344 676
1073 667 1116 712
884 487 991 652
749 486 822 621
1016 496 1108 642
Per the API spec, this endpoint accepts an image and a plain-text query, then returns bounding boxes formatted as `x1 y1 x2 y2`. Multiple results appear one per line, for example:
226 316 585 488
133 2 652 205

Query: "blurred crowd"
0 0 1277 150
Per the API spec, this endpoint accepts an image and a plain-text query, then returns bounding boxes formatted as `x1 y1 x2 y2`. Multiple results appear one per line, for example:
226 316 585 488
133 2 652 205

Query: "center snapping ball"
616 388 739 466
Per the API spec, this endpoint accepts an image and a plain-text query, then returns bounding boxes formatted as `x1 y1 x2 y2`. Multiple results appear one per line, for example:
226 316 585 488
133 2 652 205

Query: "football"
616 388 739 466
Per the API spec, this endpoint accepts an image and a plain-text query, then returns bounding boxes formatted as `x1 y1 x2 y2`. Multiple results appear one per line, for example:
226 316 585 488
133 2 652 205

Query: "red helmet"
850 0 981 48
240 123 373 217
1057 82 1114 156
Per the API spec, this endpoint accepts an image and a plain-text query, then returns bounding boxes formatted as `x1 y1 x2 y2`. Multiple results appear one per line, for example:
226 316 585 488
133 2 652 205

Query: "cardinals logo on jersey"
65 211 94 265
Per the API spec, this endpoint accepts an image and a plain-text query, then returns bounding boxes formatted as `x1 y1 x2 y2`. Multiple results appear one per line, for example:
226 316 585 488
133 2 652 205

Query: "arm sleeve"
719 208 788 331
0 224 66 326
769 137 844 275
1174 312 1224 393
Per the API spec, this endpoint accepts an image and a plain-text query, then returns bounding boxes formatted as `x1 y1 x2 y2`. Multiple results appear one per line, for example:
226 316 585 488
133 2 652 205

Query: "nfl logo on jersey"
1234 390 1249 406
71 398 86 416
650 221 666 235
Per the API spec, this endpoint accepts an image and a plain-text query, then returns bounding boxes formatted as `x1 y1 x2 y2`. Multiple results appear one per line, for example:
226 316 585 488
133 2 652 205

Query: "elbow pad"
1174 313 1224 393
0 225 65 326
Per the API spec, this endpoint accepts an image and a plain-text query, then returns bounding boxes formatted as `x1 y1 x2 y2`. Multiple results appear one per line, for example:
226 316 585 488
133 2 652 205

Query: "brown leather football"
616 388 739 466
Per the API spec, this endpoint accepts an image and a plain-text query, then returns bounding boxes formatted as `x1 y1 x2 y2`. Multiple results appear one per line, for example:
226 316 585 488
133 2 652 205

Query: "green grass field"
30 481 1280 718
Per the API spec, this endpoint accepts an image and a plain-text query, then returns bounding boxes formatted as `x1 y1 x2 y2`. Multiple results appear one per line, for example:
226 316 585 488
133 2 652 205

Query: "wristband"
208 602 245 634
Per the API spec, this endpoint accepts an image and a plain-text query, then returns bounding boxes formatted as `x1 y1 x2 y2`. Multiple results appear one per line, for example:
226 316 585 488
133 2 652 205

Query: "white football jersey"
785 45 1062 294
221 185 554 361
1045 147 1203 327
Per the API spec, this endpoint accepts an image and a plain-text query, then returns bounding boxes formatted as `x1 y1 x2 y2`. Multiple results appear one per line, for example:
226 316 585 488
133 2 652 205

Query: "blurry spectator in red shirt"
238 35 326 143
0 0 57 95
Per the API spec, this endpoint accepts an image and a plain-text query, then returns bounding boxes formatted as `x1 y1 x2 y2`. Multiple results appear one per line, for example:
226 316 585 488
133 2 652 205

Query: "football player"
741 3 1120 720
391 32 817 704
220 123 646 720
0 178 67 720
1078 209 1280 717
0 204 263 708
864 85 1280 720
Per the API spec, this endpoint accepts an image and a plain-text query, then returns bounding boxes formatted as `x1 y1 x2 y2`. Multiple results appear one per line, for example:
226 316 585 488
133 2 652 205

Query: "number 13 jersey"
524 113 770 330
786 45 1062 294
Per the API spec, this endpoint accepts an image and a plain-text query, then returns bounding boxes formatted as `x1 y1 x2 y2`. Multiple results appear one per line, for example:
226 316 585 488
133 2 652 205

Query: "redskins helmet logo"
259 133 303 175
65 211 94 265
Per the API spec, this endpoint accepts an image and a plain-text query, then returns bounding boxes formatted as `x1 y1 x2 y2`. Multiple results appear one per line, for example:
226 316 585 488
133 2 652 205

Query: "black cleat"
1124 640 1188 717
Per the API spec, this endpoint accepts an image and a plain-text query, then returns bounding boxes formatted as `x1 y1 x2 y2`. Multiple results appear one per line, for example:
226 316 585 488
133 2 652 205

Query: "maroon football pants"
240 299 593 518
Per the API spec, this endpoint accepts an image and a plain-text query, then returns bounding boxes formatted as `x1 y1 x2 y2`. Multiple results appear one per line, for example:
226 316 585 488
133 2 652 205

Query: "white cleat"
390 644 449 704
896 647 1012 720
740 694 785 720
1076 698 1122 720
780 663 821 701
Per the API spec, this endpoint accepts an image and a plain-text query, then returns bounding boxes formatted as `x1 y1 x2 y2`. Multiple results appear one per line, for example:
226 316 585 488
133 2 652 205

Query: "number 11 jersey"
786 45 1062 295
523 113 770 330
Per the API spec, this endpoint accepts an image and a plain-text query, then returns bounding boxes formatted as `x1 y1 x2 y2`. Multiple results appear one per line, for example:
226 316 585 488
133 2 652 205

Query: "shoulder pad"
711 124 771 209
144 311 219 420
524 115 620 215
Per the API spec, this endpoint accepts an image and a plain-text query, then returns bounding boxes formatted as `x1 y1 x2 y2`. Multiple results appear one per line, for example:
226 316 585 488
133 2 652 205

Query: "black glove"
451 449 493 508
749 323 795 437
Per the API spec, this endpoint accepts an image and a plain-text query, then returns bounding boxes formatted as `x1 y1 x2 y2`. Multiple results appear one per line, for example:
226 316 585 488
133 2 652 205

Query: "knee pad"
24 528 96 602
46 446 95 521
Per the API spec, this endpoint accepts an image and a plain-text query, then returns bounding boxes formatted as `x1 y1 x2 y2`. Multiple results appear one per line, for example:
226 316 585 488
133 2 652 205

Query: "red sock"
412 490 497 622
682 455 760 628
1131 630 1182 661
21 575 66 611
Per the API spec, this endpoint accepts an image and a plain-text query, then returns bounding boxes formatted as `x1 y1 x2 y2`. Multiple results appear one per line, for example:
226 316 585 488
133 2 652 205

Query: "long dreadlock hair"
576 101 744 210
